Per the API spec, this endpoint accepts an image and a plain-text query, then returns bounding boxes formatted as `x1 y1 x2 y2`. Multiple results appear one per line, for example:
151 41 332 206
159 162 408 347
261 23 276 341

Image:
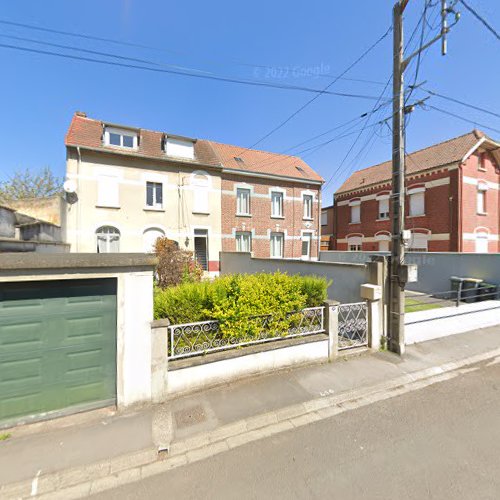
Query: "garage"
0 278 117 425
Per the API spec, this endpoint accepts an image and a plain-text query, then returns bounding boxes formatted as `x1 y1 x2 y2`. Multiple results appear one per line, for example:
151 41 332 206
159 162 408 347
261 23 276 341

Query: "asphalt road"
93 360 500 499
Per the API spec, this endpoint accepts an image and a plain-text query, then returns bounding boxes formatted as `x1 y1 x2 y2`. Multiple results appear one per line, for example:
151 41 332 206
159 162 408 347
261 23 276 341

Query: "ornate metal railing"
338 301 368 350
167 307 325 359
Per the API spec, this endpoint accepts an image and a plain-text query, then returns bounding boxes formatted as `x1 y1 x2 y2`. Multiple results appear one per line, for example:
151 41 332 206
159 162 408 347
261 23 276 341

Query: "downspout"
317 188 322 259
76 146 81 252
457 162 463 252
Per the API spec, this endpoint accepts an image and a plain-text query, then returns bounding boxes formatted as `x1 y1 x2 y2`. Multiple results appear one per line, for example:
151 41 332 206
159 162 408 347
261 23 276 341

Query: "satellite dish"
63 179 77 194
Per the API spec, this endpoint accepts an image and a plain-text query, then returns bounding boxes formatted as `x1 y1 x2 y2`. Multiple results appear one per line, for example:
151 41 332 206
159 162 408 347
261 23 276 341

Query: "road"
93 360 500 499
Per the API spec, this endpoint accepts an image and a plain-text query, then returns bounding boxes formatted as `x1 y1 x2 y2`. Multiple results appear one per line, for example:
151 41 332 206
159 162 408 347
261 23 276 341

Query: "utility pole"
387 0 460 355
389 0 406 355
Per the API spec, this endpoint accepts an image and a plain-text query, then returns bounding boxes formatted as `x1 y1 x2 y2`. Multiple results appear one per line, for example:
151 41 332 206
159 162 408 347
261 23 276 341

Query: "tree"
0 167 64 202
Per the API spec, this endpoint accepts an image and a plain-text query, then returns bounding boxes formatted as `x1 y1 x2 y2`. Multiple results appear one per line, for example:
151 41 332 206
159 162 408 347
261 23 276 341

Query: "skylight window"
234 157 245 165
296 166 306 176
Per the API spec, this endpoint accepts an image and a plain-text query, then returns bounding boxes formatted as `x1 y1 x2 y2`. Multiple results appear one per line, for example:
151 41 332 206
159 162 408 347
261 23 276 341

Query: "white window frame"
477 182 488 214
408 187 425 217
142 227 165 252
96 225 120 253
302 193 313 220
236 187 251 216
301 232 313 260
97 174 120 208
349 199 361 224
145 181 163 210
235 231 252 252
191 171 211 214
477 153 486 171
376 193 390 220
271 190 284 218
408 232 429 252
347 235 362 251
104 126 138 149
475 231 489 253
270 232 284 258
165 137 195 160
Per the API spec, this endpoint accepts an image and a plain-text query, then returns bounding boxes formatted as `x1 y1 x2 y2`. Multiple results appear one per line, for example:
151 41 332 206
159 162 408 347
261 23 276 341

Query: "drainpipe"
317 189 322 258
457 163 463 252
76 146 81 252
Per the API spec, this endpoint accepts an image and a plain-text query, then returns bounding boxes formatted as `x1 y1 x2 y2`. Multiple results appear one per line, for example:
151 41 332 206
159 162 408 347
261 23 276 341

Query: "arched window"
143 227 165 253
191 171 210 214
96 226 120 253
475 230 489 253
347 235 362 251
375 232 391 252
408 230 430 252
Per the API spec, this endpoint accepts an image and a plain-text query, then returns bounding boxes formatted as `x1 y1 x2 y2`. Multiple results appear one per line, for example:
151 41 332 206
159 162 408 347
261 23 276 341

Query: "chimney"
75 111 87 117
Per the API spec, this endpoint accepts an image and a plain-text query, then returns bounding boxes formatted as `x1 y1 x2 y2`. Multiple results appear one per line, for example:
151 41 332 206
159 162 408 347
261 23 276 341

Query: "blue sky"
0 0 498 202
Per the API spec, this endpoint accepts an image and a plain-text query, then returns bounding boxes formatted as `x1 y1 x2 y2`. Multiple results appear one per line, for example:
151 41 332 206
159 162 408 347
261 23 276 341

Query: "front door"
194 229 209 270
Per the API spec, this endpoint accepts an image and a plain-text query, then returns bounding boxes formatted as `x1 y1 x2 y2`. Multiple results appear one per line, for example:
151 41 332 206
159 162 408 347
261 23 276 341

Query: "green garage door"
0 279 117 425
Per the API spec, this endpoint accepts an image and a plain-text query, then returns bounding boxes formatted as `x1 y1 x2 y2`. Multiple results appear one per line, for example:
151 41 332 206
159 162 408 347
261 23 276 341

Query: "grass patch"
405 298 443 313
0 433 11 441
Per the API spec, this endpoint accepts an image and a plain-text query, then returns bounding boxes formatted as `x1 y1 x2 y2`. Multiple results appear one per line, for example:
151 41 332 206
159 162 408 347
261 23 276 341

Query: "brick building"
65 112 323 270
333 130 499 253
320 204 334 250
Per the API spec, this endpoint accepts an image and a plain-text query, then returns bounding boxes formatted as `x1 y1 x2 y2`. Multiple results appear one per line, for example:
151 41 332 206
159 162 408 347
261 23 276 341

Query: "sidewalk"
1 325 500 498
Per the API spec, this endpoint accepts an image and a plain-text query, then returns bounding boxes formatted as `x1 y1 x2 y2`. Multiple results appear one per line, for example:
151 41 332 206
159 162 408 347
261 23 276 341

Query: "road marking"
30 469 41 496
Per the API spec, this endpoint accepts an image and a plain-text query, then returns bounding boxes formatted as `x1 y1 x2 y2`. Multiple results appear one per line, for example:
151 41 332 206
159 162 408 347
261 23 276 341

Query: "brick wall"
221 174 321 259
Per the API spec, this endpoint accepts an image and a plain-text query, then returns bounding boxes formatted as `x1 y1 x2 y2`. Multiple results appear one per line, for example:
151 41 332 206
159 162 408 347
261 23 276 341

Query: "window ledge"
477 212 488 216
376 218 390 222
193 211 210 215
236 213 252 218
303 218 314 222
271 216 285 220
96 205 121 210
144 207 165 212
407 214 426 218
349 221 361 225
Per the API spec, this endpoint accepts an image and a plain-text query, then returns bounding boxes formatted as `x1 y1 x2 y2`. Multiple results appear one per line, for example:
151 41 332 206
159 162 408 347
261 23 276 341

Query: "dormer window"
104 127 138 149
165 137 195 160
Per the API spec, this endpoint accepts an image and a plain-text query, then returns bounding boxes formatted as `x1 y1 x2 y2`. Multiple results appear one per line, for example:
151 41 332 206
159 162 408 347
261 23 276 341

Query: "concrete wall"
8 196 66 227
221 251 367 303
19 222 62 242
0 206 16 238
320 251 500 293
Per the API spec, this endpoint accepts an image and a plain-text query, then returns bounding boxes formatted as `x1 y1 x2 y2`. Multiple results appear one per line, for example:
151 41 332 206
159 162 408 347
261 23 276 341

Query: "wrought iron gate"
338 301 368 350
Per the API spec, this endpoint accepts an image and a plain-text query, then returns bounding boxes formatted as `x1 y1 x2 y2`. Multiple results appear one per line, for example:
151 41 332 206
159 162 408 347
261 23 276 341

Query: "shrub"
154 272 330 340
154 237 203 288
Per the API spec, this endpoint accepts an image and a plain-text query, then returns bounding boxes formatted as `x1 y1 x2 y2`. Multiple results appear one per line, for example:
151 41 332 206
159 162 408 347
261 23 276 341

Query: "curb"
2 347 499 499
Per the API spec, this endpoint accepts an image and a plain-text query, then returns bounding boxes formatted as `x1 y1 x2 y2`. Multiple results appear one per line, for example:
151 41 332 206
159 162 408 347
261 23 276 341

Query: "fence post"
151 319 170 403
324 300 339 361
367 298 381 350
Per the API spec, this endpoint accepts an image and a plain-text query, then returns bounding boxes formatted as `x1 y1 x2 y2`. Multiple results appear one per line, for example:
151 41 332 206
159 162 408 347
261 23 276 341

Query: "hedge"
154 272 330 340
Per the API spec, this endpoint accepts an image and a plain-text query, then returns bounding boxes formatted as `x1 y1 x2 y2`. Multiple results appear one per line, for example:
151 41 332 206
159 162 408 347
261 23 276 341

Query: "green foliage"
0 167 63 202
154 272 330 341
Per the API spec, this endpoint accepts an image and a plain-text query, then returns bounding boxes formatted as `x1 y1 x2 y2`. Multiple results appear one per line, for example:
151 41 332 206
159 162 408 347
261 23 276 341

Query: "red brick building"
320 204 335 250
212 142 324 260
333 130 500 253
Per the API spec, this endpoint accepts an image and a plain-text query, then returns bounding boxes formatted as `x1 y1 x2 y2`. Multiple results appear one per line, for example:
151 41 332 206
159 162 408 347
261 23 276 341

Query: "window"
475 232 489 253
104 127 137 149
478 153 486 171
408 188 425 216
146 182 163 209
477 183 488 214
377 195 390 219
270 232 284 258
96 226 120 253
165 137 194 159
271 191 284 217
321 211 328 226
301 232 313 260
235 232 252 252
143 228 165 252
303 194 313 219
236 188 251 215
408 232 429 252
347 236 362 251
349 200 361 223
376 233 391 251
194 229 208 271
192 172 210 214
97 174 119 208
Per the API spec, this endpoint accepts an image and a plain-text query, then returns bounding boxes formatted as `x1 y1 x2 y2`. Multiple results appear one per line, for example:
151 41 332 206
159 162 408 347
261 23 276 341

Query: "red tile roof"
65 113 323 183
336 130 490 194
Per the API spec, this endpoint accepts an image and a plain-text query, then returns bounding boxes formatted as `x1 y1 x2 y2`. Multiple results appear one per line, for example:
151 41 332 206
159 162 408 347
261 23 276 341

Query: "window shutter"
351 205 360 223
379 198 389 217
97 175 119 207
410 192 424 216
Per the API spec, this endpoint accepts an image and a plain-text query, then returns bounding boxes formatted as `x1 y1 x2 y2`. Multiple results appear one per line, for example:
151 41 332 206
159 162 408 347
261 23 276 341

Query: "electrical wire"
458 0 500 41
425 104 500 134
0 41 391 101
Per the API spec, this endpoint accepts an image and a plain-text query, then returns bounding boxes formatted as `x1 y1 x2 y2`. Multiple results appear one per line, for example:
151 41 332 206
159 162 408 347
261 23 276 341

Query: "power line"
0 41 391 101
422 88 500 119
426 104 500 134
239 25 393 154
0 18 387 86
458 0 500 41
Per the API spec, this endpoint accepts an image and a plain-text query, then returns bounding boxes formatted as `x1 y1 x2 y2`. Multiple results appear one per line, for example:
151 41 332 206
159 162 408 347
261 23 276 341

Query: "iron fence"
338 301 368 350
167 306 325 359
